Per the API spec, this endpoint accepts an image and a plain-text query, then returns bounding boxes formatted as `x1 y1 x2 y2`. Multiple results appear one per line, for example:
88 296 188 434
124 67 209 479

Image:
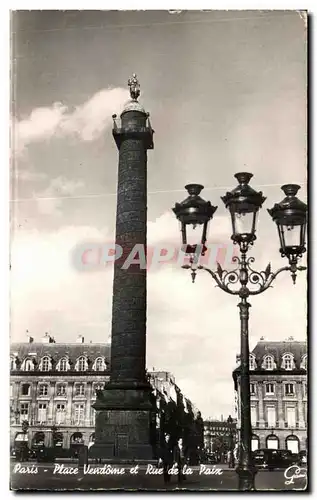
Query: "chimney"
42 332 55 344
76 335 84 344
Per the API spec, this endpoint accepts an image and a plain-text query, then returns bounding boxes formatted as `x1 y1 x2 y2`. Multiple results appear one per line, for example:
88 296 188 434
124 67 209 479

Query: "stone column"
66 382 73 425
257 382 264 428
85 383 92 426
48 382 56 423
297 381 305 429
93 76 155 461
276 381 284 429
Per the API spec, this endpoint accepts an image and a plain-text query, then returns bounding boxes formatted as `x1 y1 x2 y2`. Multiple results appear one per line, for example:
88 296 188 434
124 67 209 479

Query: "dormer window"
75 356 88 372
282 353 295 371
262 355 274 371
249 355 256 370
57 358 69 372
22 358 34 371
39 356 51 371
93 357 106 371
10 357 16 371
300 355 307 370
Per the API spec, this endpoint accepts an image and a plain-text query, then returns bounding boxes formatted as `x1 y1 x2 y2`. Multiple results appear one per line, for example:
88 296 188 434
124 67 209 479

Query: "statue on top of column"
128 73 140 101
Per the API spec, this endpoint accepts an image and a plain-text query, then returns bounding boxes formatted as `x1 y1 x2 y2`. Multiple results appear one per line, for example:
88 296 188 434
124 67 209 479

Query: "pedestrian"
174 437 187 484
158 434 174 485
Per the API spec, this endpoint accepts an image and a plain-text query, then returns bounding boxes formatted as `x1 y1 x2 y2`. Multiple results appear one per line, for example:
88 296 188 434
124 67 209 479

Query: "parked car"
206 453 218 464
298 450 307 466
252 448 296 470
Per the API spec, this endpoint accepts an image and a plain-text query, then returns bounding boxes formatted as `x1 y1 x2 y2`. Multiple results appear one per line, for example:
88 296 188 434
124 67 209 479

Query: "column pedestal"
91 381 153 460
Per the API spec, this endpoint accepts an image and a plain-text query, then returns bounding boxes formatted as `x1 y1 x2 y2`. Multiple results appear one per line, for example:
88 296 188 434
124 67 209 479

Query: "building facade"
204 419 237 456
10 335 201 457
233 339 307 454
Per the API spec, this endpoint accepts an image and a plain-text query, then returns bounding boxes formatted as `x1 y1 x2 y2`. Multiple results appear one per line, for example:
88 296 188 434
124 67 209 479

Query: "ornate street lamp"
172 183 218 257
172 173 307 491
221 172 266 249
268 184 307 283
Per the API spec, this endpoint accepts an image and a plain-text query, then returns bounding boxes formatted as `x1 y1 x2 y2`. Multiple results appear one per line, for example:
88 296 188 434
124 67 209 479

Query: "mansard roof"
251 340 307 369
10 342 111 365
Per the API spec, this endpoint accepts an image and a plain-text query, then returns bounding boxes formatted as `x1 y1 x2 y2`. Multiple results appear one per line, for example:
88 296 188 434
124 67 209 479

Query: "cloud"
33 176 86 216
12 87 129 157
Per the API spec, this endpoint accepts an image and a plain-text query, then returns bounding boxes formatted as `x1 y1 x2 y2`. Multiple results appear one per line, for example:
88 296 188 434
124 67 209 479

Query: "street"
10 463 308 491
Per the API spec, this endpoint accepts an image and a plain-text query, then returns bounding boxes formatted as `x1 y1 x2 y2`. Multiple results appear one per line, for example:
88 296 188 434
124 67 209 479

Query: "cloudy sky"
10 10 307 418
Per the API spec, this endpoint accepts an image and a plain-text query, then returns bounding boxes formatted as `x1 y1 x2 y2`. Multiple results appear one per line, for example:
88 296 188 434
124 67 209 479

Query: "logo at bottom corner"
284 465 307 489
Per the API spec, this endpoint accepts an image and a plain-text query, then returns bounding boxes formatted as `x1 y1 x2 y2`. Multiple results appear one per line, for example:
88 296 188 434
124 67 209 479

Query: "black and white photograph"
9 9 308 491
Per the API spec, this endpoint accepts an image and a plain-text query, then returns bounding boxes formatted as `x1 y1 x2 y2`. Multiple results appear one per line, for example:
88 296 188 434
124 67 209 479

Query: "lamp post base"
236 465 257 491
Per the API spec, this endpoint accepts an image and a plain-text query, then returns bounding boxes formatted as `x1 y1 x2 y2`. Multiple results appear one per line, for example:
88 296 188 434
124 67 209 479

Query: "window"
265 383 275 395
40 356 51 371
263 356 274 370
94 357 105 371
21 383 30 396
251 406 257 426
250 383 256 395
267 406 276 427
56 384 66 396
56 403 66 424
249 355 256 370
23 359 34 371
38 384 48 396
76 356 87 371
285 383 295 396
74 404 85 425
286 407 296 428
20 403 29 422
38 403 47 423
10 385 13 398
93 383 103 396
303 383 307 397
10 357 16 370
58 358 69 372
282 354 294 371
75 383 85 396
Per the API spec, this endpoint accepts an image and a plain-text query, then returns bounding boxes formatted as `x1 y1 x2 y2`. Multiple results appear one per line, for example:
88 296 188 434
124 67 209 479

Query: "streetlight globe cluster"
172 172 307 280
171 173 307 491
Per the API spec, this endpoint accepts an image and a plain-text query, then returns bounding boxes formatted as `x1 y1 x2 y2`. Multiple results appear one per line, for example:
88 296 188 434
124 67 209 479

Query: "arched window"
251 434 260 451
23 358 34 371
94 357 105 371
75 356 87 371
10 357 16 371
300 355 307 370
40 356 51 371
266 434 279 450
282 354 294 371
262 356 274 371
57 358 69 372
286 435 300 454
249 355 256 370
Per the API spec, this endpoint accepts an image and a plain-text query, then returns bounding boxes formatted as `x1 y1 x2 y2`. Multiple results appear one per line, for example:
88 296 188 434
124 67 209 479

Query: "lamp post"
172 173 307 491
227 415 235 468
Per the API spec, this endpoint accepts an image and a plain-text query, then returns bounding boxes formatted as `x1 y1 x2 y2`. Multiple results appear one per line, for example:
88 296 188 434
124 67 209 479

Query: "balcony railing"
112 115 153 133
